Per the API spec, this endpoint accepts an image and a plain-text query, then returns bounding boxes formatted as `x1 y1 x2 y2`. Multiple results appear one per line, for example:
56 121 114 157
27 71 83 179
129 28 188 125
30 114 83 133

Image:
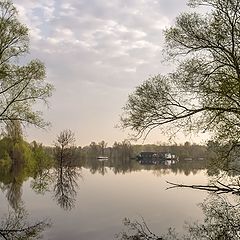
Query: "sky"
12 0 208 147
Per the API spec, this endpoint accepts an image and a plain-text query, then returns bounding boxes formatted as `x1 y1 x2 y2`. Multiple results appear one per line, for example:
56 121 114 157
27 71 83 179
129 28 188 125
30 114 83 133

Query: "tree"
121 0 240 144
55 129 75 164
0 0 53 129
88 141 100 157
56 129 75 150
54 130 79 210
98 140 107 156
5 120 22 142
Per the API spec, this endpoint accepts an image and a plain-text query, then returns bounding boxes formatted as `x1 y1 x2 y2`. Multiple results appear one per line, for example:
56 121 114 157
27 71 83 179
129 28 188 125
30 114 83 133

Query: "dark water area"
0 158 239 239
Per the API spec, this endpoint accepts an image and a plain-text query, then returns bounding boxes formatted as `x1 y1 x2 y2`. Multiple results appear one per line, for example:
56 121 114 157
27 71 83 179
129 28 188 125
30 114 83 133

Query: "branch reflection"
187 195 240 239
53 130 81 211
116 193 240 240
0 207 51 240
53 165 80 211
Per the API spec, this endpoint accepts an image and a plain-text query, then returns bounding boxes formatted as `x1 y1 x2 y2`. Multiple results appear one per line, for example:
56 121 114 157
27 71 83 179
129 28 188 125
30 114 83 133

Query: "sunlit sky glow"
13 0 209 146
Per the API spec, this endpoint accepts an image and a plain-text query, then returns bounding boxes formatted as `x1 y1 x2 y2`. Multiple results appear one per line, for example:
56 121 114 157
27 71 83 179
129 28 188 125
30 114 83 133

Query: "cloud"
12 0 190 145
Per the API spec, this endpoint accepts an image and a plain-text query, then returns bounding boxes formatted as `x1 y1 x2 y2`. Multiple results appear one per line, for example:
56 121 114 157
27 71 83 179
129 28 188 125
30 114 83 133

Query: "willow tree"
121 0 240 144
0 0 53 130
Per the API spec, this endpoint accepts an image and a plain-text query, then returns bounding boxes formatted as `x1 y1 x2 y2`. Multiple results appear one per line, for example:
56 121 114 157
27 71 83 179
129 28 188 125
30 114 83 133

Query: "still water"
0 161 209 239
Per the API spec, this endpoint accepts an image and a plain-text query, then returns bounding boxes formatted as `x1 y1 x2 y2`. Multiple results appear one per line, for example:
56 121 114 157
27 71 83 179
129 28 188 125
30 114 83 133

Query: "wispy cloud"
13 0 189 145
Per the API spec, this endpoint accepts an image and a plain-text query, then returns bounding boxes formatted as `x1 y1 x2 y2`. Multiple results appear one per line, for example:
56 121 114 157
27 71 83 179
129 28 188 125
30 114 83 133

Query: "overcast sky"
12 0 207 146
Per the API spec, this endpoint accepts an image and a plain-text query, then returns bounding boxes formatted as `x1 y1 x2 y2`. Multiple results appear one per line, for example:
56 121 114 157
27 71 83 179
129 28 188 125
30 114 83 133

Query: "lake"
0 159 212 239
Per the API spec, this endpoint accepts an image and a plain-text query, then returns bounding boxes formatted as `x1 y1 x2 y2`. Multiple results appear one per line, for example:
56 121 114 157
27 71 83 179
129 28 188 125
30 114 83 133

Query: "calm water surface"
0 162 209 240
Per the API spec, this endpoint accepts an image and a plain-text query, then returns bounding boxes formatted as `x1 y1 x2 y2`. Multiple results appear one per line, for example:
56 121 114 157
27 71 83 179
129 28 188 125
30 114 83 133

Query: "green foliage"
0 137 54 209
31 141 54 170
0 153 11 168
4 120 23 143
121 0 240 144
0 137 13 163
206 140 240 175
0 137 53 180
0 0 53 128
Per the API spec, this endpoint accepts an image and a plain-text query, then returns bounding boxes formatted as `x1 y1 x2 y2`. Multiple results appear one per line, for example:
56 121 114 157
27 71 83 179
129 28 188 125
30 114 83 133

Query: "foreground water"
0 161 209 239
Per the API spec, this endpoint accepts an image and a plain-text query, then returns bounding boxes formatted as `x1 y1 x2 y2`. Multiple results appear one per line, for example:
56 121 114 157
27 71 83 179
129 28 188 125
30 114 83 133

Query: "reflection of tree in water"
4 179 22 212
0 162 24 211
116 194 240 239
86 158 108 175
117 166 240 240
110 158 136 175
187 195 240 239
98 160 108 175
0 207 50 240
31 169 53 195
53 130 81 210
53 165 80 211
84 156 208 177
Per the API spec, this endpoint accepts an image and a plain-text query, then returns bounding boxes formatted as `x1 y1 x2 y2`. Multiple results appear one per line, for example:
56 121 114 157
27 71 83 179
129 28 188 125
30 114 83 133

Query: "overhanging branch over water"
166 181 240 195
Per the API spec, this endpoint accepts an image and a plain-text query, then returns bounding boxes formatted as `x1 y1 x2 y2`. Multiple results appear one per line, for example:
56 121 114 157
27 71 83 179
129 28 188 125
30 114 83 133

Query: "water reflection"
0 161 25 211
0 154 209 211
0 206 50 240
116 194 240 240
53 166 80 211
84 155 206 176
31 168 53 195
1 147 240 239
85 157 108 175
53 138 82 211
187 195 240 239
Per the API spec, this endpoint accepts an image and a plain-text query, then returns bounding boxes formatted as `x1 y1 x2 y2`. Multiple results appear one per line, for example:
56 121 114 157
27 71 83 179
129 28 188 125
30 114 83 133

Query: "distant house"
159 152 172 160
137 152 178 165
137 152 159 164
